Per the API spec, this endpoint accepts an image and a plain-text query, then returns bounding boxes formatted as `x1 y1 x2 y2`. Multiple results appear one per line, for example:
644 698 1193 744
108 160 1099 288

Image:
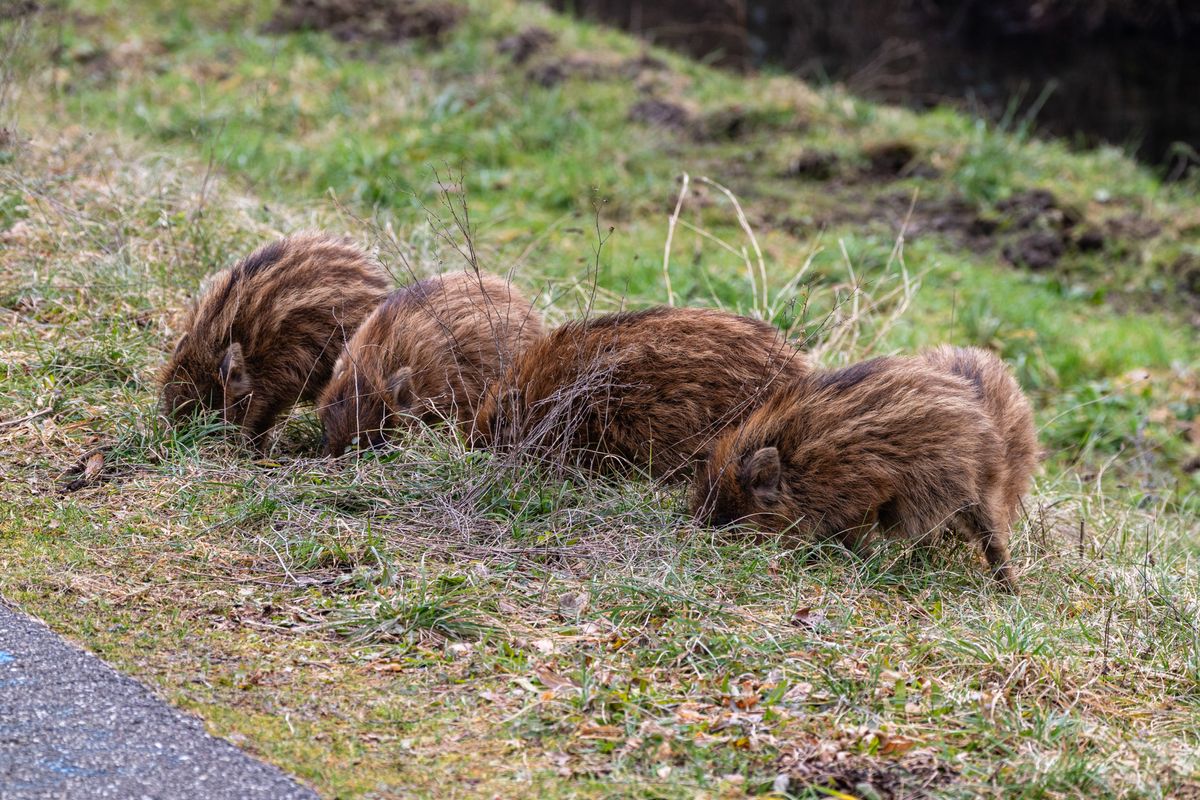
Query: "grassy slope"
1 0 1199 797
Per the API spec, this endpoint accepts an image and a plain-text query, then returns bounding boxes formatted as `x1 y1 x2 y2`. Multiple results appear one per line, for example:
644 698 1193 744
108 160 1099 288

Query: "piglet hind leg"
967 504 1019 593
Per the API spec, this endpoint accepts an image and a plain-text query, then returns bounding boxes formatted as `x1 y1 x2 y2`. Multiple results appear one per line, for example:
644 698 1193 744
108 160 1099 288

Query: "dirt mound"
1 0 40 19
993 188 1081 270
628 98 803 142
795 185 1107 268
265 0 463 45
693 103 807 141
526 51 665 88
862 140 928 178
997 188 1079 229
787 150 840 180
1004 229 1067 270
1171 254 1200 311
778 742 956 799
823 191 998 251
785 140 937 183
498 26 555 64
627 97 692 130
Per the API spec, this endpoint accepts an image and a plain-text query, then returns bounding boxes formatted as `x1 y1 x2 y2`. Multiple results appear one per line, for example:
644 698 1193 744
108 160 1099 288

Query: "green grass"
1 0 1199 797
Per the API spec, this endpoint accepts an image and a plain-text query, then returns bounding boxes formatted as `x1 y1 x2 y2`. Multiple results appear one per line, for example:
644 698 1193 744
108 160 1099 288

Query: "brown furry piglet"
472 306 808 479
318 270 545 456
918 345 1040 525
691 347 1037 590
160 232 391 446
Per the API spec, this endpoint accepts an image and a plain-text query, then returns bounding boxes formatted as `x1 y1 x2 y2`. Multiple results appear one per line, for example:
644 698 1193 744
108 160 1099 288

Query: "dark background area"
551 0 1200 176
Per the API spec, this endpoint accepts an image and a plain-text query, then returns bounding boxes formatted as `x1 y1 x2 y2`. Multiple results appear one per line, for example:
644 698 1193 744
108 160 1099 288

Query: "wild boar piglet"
319 270 544 457
473 306 808 479
691 347 1037 590
160 232 391 447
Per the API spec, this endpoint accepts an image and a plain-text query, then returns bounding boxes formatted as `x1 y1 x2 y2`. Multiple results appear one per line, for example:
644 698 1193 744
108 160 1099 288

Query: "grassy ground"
1 0 1199 797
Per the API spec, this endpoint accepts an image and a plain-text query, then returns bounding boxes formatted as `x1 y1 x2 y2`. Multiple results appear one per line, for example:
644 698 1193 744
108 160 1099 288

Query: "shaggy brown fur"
918 345 1040 522
690 346 1037 590
472 306 808 479
317 270 545 457
159 232 391 445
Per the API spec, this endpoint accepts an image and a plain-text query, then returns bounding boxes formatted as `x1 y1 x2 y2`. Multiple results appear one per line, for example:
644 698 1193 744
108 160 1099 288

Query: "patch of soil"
787 150 840 180
0 0 40 19
264 0 463 45
772 175 1173 314
58 37 169 87
1003 230 1067 270
785 140 937 184
693 104 807 142
697 105 752 140
628 97 692 130
792 185 1091 267
498 26 555 65
1104 211 1163 243
778 743 956 800
842 191 997 250
997 188 1080 230
58 448 116 494
992 188 1083 270
862 140 919 178
526 59 575 87
1170 254 1200 310
625 52 668 74
1075 225 1106 252
526 51 665 88
629 97 804 142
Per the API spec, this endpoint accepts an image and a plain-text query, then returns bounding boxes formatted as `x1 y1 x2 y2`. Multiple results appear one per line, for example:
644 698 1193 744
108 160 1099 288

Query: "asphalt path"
0 600 319 799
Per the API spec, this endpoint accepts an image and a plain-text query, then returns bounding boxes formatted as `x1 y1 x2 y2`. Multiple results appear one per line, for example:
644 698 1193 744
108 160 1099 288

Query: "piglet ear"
386 367 414 410
741 446 781 501
219 342 252 398
172 332 190 357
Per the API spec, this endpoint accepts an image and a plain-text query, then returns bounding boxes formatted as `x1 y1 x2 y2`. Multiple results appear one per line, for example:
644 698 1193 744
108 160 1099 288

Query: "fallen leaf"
783 681 813 702
880 735 920 756
535 667 575 691
498 598 521 614
790 607 827 629
59 450 107 493
83 451 104 479
578 722 623 740
513 676 540 694
558 590 589 618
